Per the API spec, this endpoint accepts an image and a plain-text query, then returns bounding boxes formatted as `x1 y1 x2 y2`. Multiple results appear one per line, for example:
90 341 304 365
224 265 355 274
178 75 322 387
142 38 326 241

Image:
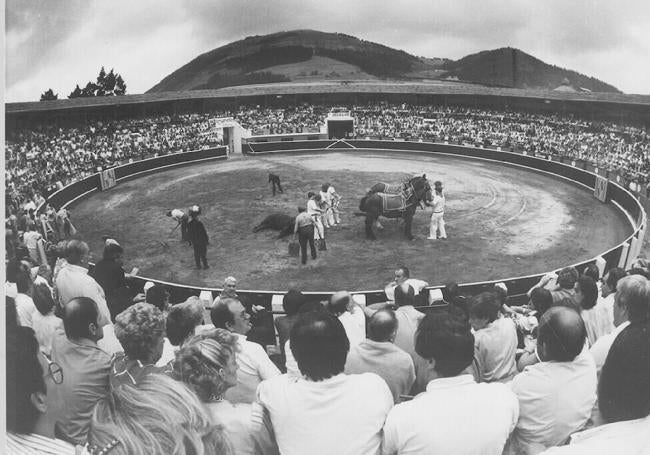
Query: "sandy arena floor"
69 151 632 291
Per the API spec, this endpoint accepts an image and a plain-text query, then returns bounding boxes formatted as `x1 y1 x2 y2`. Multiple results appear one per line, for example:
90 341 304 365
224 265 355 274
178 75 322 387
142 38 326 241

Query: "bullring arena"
71 148 631 292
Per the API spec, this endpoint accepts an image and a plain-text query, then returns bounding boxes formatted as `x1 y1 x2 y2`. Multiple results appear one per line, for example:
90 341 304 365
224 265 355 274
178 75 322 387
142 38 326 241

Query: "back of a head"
103 243 123 261
394 283 415 307
283 289 305 316
576 275 598 310
616 274 650 324
606 267 627 292
415 308 474 377
538 306 586 362
210 298 238 330
290 311 350 381
167 301 204 346
368 309 398 342
557 267 579 290
66 240 89 265
6 326 44 434
530 287 553 316
397 266 410 279
598 322 650 423
32 282 55 316
146 285 168 312
173 329 239 402
328 291 350 316
15 266 32 294
469 292 500 323
114 303 166 362
88 374 231 455
582 263 600 282
63 297 99 340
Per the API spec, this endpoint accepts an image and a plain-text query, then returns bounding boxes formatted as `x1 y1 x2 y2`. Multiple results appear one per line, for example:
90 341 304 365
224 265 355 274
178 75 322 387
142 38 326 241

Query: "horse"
367 181 408 194
356 175 432 240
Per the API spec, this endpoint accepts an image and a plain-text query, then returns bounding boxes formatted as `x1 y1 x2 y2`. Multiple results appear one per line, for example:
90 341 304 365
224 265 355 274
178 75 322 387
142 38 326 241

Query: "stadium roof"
6 80 650 114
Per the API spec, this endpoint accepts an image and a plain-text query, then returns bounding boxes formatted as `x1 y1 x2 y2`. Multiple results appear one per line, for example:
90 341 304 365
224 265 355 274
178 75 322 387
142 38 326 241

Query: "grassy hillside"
148 30 619 93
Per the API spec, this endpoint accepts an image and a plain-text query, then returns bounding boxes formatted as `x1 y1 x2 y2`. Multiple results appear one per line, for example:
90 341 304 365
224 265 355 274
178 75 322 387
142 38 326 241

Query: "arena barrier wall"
48 141 644 312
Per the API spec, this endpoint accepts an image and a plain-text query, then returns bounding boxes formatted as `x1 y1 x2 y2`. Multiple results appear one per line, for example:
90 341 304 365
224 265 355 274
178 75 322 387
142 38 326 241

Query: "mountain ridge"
148 30 619 94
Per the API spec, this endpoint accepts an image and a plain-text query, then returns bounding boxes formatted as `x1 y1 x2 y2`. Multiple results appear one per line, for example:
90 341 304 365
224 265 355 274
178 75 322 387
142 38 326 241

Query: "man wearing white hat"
187 205 209 269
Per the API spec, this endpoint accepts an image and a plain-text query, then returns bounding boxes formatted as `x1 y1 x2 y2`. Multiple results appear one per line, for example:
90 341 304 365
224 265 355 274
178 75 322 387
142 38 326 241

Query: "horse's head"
409 175 432 203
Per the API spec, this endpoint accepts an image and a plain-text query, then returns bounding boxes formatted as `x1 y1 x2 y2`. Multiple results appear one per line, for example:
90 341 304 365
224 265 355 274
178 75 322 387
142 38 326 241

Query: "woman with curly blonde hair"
87 373 231 455
173 328 278 455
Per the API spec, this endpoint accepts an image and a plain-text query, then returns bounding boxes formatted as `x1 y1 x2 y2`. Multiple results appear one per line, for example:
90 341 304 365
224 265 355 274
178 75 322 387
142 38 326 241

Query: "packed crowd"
6 103 649 213
5 228 650 454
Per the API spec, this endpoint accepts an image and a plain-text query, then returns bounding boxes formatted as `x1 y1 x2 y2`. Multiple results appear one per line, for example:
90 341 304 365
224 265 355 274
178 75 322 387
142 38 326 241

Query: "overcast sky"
6 0 650 102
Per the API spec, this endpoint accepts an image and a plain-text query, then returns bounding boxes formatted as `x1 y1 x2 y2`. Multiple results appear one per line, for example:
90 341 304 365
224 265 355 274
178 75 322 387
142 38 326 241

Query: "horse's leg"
365 214 377 240
404 211 415 241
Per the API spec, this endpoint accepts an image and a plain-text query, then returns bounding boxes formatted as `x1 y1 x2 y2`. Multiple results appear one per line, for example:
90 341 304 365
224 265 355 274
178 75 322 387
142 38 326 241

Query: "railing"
46 141 645 311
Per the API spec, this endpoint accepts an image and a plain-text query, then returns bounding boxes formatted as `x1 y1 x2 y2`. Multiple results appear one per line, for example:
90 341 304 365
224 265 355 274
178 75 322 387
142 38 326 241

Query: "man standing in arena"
307 192 325 242
293 207 317 265
320 183 333 228
327 182 342 225
428 180 447 240
268 173 283 196
187 205 209 269
166 208 189 241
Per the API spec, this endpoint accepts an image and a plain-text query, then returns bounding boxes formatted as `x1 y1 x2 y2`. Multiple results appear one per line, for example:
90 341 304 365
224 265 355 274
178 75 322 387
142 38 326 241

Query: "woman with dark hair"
31 282 63 356
574 276 610 346
540 323 650 454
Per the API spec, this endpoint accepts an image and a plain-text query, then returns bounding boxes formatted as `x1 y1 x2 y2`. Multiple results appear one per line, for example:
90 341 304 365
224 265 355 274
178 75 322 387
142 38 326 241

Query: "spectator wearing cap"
155 297 204 367
50 297 111 445
590 274 650 374
345 309 415 403
508 306 597 455
256 311 393 455
540 322 650 455
55 240 111 327
329 290 366 347
187 205 209 269
382 309 518 455
384 266 428 302
211 297 280 404
111 303 166 387
470 292 518 383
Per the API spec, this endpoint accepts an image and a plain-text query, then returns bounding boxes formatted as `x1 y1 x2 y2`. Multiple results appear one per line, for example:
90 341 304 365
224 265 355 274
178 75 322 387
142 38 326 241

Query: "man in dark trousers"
187 205 209 269
269 173 283 196
292 206 317 265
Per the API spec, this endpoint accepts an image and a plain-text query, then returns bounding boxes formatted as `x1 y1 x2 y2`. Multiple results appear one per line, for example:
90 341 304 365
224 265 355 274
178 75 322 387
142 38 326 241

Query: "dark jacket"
187 218 209 246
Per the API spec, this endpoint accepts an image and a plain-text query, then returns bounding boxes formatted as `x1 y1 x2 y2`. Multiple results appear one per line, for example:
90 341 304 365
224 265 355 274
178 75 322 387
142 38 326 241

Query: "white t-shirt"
257 373 393 455
474 317 519 383
383 375 518 455
15 293 37 328
589 321 630 375
509 350 597 454
338 306 366 347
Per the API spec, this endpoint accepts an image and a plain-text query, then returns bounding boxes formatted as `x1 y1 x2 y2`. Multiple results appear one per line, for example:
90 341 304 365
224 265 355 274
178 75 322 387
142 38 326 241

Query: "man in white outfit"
428 181 447 240
327 182 341 225
307 192 325 240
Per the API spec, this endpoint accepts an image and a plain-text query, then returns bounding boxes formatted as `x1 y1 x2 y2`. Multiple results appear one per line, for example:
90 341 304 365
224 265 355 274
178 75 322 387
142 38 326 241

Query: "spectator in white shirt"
574 276 610 346
14 263 37 328
328 290 366 347
382 308 518 455
256 310 393 455
540 322 650 455
31 282 63 357
345 309 415 403
597 267 626 330
469 292 518 383
384 266 428 302
508 306 597 455
23 223 43 264
54 240 111 327
590 273 650 374
211 297 280 404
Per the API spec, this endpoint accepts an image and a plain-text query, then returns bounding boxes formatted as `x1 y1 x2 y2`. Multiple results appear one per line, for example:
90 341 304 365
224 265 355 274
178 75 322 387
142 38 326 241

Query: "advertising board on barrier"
100 168 117 190
594 175 608 202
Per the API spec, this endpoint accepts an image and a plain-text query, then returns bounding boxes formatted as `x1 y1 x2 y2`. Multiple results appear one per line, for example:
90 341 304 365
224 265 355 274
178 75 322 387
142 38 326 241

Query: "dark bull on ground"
253 213 295 238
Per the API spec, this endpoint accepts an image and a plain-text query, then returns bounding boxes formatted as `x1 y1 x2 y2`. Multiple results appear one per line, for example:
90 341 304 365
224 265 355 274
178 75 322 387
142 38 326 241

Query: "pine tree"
40 88 58 101
96 67 107 96
115 75 127 95
68 84 83 99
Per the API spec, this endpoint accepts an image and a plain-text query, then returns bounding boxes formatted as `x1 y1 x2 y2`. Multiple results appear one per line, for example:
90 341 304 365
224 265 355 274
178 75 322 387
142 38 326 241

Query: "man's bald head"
538 306 586 362
63 297 100 340
329 291 351 316
368 309 398 342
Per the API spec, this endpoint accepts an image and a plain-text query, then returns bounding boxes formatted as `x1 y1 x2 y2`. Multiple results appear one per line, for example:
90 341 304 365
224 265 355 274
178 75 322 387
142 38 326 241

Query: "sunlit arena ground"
69 151 632 291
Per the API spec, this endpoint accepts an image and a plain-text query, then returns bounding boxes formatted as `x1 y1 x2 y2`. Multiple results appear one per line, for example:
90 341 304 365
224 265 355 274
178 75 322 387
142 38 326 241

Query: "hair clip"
88 438 120 455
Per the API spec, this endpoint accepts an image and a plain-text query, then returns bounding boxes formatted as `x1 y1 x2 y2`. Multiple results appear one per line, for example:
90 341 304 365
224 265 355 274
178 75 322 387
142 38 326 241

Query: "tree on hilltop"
67 67 127 98
40 88 58 101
